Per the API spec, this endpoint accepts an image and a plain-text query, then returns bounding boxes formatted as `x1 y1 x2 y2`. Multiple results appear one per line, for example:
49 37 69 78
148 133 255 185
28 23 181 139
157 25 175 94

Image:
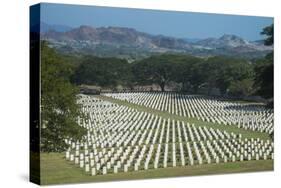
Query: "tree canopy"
261 24 274 46
41 42 86 152
72 56 133 89
72 53 256 96
132 54 181 91
254 24 273 103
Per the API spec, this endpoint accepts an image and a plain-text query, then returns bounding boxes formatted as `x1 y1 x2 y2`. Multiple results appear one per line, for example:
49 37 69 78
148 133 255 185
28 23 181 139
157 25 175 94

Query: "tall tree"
41 42 86 152
73 56 132 89
228 78 254 97
205 56 253 95
172 55 203 92
133 54 177 91
254 24 273 103
261 24 274 46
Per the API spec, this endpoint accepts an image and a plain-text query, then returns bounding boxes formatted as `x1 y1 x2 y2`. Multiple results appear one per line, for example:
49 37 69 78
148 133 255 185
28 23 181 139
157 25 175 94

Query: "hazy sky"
40 3 273 41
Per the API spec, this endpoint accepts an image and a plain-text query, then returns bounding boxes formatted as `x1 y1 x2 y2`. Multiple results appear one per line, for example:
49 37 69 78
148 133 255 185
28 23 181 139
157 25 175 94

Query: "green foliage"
254 24 274 102
73 56 133 89
204 56 254 95
41 42 86 152
73 53 256 96
261 24 273 46
254 52 273 99
168 55 203 92
228 79 254 97
132 54 181 91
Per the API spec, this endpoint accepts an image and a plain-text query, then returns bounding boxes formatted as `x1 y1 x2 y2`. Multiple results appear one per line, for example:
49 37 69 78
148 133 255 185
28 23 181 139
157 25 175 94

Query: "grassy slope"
40 153 273 185
40 95 273 185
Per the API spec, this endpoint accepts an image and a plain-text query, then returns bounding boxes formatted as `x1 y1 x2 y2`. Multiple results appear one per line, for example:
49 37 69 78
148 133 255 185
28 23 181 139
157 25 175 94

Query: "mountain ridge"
41 24 272 60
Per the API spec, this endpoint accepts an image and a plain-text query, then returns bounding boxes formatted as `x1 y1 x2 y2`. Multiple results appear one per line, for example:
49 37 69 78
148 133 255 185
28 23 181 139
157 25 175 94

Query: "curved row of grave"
64 95 273 176
102 92 273 134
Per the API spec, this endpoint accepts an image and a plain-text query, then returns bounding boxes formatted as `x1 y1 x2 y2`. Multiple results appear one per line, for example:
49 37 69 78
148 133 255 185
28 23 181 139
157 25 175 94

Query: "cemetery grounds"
40 92 274 185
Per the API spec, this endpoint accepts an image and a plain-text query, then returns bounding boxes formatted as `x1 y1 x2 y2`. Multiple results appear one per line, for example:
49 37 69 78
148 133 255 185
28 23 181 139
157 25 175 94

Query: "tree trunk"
159 82 165 92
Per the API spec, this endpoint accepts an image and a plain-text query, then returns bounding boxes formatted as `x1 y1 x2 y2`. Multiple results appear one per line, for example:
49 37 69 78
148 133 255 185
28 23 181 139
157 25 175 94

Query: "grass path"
96 95 271 140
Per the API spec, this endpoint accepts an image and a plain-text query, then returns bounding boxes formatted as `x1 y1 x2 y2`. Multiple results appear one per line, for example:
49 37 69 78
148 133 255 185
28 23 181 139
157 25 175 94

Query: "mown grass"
40 153 273 185
96 95 271 140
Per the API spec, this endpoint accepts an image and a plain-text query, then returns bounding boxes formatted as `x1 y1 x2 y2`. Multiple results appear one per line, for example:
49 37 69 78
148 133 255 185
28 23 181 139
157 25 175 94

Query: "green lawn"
40 153 273 185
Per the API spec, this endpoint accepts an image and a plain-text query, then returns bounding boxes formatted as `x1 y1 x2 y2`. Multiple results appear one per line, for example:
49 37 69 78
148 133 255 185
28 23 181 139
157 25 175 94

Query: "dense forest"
73 54 251 95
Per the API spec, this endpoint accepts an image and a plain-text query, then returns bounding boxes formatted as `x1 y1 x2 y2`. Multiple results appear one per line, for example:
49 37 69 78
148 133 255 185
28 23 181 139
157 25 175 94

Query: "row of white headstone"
102 92 273 134
65 137 273 176
77 100 241 148
63 95 274 176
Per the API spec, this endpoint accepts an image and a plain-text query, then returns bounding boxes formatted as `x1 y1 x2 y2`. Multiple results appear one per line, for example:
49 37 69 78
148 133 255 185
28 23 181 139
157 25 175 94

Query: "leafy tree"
41 42 86 152
254 24 273 103
205 56 254 95
187 61 207 93
171 55 203 92
71 51 256 98
261 24 273 46
131 60 152 87
73 56 132 89
133 54 178 91
254 53 273 99
228 78 254 97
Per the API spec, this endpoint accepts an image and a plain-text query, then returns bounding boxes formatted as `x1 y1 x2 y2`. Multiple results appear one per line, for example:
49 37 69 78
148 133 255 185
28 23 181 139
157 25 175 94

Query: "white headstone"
91 168 96 176
114 166 118 174
102 166 107 175
124 165 128 172
75 157 79 164
85 164 90 172
70 154 74 161
66 151 70 160
80 160 84 168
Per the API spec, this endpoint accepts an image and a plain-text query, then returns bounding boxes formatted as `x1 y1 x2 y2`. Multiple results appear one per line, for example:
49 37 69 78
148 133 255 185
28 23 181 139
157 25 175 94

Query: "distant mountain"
194 34 272 55
195 34 249 48
183 38 203 43
42 25 191 50
251 39 267 45
41 24 273 60
31 22 73 33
